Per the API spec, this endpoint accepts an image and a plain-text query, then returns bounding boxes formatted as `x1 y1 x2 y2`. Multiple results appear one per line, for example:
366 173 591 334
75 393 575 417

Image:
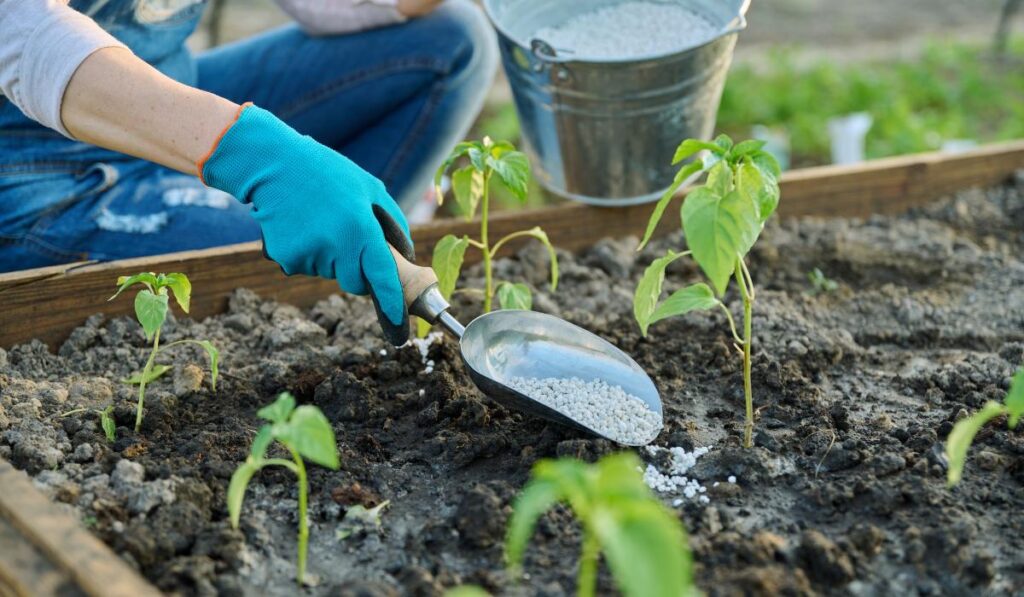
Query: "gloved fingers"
334 256 370 296
372 204 414 261
360 231 407 327
373 195 413 249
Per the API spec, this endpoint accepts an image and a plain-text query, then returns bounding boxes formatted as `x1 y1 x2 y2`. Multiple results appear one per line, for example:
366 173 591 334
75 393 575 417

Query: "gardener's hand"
199 104 414 345
397 0 444 17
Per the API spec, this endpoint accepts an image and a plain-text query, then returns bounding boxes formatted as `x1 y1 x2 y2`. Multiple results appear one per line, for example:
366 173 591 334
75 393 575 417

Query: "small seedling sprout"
808 268 838 294
109 273 219 432
424 137 558 334
946 367 1024 487
506 452 696 597
61 405 116 443
227 392 339 585
633 135 781 448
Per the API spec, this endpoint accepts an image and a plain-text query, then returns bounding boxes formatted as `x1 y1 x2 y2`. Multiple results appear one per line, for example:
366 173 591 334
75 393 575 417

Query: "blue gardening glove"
200 104 414 345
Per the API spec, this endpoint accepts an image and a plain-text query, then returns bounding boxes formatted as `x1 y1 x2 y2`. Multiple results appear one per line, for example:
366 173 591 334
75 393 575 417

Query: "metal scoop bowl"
390 247 662 445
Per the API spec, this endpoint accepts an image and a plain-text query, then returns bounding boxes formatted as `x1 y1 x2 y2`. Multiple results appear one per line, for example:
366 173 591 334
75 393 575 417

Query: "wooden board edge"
0 459 162 597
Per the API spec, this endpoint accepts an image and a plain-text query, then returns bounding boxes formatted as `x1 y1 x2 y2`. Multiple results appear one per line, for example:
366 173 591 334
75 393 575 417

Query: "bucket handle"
529 38 574 81
530 38 572 64
721 12 748 37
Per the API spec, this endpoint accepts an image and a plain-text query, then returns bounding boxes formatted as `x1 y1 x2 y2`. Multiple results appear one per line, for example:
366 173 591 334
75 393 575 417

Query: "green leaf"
638 160 703 250
646 283 718 333
227 460 262 529
163 273 192 313
593 500 693 597
750 149 782 179
434 141 480 203
682 188 760 296
946 401 1007 487
134 289 168 341
730 139 767 158
250 425 274 460
497 282 532 310
451 166 485 219
633 250 685 337
489 150 530 202
99 406 116 443
671 139 722 164
110 272 159 301
468 146 487 172
193 340 219 391
122 364 173 385
713 134 734 152
593 452 651 502
416 318 433 338
1005 368 1024 429
432 234 470 299
444 586 492 597
705 161 733 197
280 405 339 469
737 160 780 223
505 477 562 573
257 392 296 424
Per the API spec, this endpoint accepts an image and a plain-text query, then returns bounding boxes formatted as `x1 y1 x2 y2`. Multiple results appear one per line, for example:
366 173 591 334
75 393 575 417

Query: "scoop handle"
388 244 438 307
387 244 464 337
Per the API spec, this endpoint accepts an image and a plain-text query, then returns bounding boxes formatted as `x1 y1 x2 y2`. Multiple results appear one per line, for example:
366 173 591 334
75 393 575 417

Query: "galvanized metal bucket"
482 0 750 205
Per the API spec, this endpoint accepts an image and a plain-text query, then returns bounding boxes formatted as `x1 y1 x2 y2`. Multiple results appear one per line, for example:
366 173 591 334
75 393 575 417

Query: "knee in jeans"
430 0 499 87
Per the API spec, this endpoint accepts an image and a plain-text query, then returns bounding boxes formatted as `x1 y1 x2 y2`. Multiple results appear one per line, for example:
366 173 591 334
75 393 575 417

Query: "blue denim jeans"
0 0 496 272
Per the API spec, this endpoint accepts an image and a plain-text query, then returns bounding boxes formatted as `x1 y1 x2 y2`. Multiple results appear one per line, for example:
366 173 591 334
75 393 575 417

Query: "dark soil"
2 175 1023 596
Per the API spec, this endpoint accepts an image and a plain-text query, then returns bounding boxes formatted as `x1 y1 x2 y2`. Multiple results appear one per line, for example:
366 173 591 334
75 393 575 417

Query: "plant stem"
491 229 536 257
289 447 309 586
577 531 600 597
717 301 744 345
134 328 161 433
481 172 493 312
735 259 754 448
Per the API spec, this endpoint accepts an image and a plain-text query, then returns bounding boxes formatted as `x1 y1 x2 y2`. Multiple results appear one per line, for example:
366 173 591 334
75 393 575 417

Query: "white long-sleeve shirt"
0 0 405 138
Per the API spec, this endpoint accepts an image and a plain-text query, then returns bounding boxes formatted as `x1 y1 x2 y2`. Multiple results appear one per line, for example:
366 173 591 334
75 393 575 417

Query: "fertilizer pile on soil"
533 1 719 60
1 176 1023 594
506 376 661 445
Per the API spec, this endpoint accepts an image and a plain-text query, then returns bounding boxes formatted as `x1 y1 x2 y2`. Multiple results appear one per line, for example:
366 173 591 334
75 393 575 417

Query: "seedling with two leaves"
60 405 116 443
110 273 218 433
634 135 781 448
228 392 339 585
946 367 1024 487
506 452 696 597
425 137 557 335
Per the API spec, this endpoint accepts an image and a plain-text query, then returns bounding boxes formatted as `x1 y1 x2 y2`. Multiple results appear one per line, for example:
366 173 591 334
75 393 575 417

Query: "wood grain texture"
1 140 1022 351
0 460 161 597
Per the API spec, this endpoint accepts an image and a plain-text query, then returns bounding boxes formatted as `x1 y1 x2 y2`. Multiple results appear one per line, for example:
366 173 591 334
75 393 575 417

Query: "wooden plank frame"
1 140 1022 351
0 460 161 597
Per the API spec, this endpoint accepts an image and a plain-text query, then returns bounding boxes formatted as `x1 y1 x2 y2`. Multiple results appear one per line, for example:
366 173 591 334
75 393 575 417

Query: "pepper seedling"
110 272 219 432
946 367 1024 487
61 405 116 443
227 392 339 585
633 135 781 448
506 453 695 597
426 137 558 332
807 268 838 294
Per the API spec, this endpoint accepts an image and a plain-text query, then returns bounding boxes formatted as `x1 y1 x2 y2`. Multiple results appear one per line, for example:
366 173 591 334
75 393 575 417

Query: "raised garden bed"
1 144 1023 596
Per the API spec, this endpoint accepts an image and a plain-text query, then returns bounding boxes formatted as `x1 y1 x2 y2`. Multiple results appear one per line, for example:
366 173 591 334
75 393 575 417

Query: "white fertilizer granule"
507 376 661 445
407 331 443 374
641 445 712 501
533 2 719 61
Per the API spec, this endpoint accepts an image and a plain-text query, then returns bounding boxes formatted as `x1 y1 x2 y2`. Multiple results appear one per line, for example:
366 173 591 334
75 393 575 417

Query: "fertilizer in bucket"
484 0 749 204
534 1 719 60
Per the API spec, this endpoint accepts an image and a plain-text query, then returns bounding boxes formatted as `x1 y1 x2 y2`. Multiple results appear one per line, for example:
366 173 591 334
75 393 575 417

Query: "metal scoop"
390 247 663 445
